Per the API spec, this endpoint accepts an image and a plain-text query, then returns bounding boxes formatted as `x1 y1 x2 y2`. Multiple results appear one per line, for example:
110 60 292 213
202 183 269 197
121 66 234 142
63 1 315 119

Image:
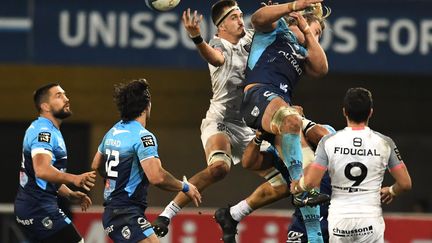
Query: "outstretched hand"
182 8 203 38
184 180 202 207
74 171 96 191
69 191 92 211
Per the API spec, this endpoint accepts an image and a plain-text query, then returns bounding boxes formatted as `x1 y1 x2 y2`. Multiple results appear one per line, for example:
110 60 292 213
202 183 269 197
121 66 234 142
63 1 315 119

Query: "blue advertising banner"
1 0 432 74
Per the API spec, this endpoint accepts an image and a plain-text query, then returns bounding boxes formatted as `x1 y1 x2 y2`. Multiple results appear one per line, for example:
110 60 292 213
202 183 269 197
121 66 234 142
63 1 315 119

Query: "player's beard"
53 105 72 119
239 27 246 38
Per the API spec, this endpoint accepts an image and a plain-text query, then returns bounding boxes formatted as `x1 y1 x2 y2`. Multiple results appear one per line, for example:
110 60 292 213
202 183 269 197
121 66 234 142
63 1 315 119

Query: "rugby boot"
293 189 330 207
152 216 170 237
214 207 238 243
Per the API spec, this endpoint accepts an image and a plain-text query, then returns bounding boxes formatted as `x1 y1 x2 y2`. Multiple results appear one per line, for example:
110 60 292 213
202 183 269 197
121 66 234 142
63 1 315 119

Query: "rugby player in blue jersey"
216 105 335 243
240 2 331 241
242 0 329 206
91 79 201 243
14 83 96 243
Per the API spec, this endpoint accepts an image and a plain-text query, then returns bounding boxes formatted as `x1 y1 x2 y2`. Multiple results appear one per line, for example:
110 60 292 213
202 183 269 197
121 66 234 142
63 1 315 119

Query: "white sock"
160 201 182 219
229 200 253 222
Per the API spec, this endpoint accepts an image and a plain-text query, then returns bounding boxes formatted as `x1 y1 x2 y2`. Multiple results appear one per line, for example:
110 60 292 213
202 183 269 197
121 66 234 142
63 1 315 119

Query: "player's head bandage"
31 148 53 158
214 6 242 26
207 150 233 168
270 106 300 134
264 169 287 187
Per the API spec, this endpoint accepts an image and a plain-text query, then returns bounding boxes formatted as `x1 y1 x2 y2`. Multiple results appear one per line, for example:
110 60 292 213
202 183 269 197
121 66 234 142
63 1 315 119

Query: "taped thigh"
207 150 233 168
270 106 300 134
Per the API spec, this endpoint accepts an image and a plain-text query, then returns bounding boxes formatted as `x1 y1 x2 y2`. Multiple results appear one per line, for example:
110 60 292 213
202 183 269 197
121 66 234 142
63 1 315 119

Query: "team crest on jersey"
251 106 260 117
41 217 53 229
121 226 131 239
217 123 227 132
38 132 51 143
141 135 155 147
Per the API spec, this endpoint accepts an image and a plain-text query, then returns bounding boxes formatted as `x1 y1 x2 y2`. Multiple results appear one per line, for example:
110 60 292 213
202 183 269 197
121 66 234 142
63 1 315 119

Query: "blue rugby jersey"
17 117 68 203
98 120 159 209
245 18 308 99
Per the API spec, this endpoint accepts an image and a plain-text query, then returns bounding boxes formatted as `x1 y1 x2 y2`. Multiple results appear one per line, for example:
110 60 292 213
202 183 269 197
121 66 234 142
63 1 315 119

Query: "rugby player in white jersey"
152 2 330 242
292 87 412 242
150 0 286 239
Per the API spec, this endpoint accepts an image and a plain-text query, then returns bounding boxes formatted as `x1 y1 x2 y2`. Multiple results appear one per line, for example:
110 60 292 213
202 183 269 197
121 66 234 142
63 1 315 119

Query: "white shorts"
328 216 385 243
200 117 255 165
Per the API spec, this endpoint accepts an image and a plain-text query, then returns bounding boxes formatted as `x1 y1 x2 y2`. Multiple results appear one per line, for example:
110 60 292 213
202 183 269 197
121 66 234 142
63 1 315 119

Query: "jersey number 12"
105 149 120 178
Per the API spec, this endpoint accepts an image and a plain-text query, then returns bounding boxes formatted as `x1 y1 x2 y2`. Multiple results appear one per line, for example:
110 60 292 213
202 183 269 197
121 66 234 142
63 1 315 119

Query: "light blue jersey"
14 117 72 240
99 120 159 209
17 117 68 202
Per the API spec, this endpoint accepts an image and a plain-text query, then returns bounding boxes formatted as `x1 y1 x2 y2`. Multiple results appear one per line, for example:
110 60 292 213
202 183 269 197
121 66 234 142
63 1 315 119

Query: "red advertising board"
73 208 432 243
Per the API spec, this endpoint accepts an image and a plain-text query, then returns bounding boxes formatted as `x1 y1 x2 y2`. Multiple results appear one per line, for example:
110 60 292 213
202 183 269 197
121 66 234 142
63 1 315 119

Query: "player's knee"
207 150 232 180
280 115 301 133
208 162 230 181
270 107 301 134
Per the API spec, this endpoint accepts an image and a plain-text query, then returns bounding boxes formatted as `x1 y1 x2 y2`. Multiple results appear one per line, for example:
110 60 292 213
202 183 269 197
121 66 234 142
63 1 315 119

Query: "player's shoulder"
30 117 55 131
321 130 339 143
26 117 56 139
369 128 395 146
109 121 151 139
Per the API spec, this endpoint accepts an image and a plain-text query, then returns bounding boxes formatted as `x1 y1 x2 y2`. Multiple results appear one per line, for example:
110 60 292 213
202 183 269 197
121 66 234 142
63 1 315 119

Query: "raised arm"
251 0 323 33
290 12 328 78
182 8 225 67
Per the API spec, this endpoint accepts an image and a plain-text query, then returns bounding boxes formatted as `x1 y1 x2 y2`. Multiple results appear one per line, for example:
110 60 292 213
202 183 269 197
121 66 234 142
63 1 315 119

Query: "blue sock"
300 205 324 243
281 133 303 180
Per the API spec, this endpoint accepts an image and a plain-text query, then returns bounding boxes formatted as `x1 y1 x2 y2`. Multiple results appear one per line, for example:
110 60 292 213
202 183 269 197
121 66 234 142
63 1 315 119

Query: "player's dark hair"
113 79 151 122
211 0 238 26
343 87 373 123
33 83 59 113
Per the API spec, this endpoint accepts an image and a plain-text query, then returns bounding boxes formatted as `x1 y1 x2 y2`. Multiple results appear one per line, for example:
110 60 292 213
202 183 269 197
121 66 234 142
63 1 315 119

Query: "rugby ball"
145 0 181 12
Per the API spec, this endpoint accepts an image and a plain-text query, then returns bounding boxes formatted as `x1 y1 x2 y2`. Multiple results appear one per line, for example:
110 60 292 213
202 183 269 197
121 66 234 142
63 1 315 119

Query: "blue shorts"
241 84 292 130
103 207 155 242
14 192 72 241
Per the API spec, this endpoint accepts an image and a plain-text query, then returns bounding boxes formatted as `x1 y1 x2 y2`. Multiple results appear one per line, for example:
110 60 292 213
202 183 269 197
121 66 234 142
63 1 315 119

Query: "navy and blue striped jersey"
98 120 159 209
245 18 308 98
17 117 68 203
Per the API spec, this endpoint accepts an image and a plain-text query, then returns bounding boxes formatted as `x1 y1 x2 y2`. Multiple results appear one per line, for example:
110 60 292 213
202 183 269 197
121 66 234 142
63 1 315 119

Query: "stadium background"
0 0 431 242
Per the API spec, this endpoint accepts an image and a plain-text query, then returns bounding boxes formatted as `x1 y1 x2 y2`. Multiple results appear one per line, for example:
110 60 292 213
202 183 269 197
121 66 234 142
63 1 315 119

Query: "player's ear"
40 102 50 113
369 108 374 118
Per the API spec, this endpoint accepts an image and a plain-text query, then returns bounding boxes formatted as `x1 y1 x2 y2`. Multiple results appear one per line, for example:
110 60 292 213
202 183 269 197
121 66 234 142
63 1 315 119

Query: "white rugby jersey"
205 29 254 123
314 126 404 218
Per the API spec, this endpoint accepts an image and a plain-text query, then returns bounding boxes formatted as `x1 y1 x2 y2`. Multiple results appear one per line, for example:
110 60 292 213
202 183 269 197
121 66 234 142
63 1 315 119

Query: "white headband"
214 6 242 26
